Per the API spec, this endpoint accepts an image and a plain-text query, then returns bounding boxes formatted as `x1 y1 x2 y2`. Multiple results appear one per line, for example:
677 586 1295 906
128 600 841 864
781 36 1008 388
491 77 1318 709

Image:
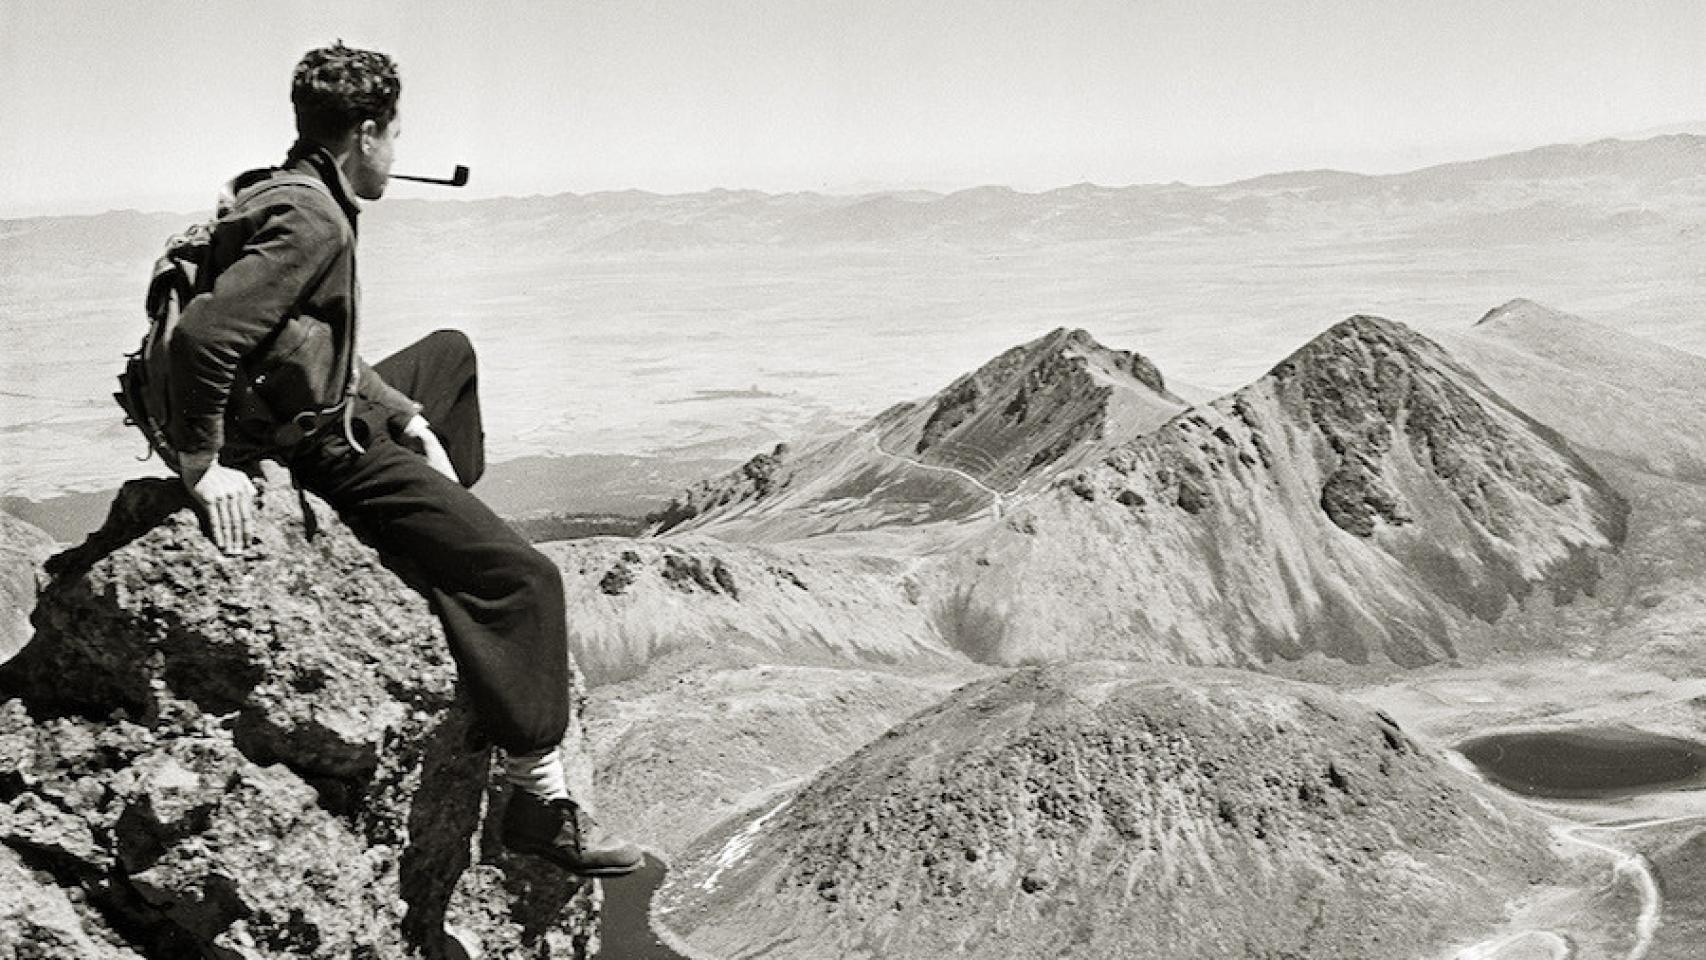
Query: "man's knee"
423 328 476 374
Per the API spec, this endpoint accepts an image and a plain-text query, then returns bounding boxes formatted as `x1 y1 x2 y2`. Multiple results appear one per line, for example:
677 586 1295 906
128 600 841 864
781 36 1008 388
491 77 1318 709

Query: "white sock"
503 746 571 802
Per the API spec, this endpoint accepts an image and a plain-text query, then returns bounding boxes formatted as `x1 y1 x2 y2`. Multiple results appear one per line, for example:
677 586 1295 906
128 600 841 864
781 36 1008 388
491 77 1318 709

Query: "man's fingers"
229 496 245 552
221 497 239 554
211 497 234 553
234 492 253 549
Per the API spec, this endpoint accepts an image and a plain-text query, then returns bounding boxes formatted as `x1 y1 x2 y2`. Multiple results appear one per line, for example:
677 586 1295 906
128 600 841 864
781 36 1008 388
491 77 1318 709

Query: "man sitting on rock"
169 42 642 878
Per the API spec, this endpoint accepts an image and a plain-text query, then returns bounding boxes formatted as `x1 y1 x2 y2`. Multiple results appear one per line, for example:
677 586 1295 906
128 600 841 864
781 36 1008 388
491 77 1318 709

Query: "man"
169 42 641 878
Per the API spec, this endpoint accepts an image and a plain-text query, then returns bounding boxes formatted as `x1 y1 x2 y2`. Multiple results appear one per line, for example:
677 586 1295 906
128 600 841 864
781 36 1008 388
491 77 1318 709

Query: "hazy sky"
4 0 1705 216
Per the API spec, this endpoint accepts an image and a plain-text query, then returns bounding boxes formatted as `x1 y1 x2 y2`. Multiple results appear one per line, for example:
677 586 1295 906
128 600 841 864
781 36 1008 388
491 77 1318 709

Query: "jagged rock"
646 444 792 535
1 513 56 665
0 463 598 959
657 662 1569 960
0 840 143 959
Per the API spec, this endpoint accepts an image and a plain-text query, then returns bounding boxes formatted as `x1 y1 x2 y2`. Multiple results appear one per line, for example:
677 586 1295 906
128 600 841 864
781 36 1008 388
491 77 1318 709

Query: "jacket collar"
284 140 363 225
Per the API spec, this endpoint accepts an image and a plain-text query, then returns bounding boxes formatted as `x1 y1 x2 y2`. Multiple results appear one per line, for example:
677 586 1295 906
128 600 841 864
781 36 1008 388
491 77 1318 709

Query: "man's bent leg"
292 432 566 753
291 421 641 875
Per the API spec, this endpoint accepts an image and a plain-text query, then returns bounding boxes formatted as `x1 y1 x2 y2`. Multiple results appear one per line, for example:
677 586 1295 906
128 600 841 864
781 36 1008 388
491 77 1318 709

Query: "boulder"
0 463 599 958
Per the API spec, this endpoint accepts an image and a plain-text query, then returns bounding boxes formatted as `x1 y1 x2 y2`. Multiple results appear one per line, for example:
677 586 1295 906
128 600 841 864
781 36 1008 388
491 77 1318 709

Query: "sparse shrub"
1067 473 1097 501
710 558 739 599
598 562 635 596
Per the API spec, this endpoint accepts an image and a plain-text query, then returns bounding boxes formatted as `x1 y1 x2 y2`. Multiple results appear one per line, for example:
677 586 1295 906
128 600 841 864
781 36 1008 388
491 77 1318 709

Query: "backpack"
115 172 334 472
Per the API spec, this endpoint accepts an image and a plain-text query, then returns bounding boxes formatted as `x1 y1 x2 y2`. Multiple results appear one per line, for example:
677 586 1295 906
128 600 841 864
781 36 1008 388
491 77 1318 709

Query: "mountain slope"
1440 298 1706 484
648 328 1185 542
565 316 1628 681
543 536 958 684
656 662 1571 960
928 315 1628 668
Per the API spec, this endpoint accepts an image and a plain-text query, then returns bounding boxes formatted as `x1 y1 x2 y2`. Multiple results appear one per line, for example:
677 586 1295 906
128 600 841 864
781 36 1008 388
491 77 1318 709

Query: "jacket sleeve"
167 194 343 473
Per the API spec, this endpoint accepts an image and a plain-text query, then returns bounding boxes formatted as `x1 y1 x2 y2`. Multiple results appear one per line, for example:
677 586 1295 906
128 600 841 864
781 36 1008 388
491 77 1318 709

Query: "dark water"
1458 727 1706 800
600 855 689 959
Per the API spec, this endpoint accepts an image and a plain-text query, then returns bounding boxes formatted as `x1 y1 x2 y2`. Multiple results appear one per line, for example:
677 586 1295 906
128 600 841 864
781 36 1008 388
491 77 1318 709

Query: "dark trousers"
287 329 569 755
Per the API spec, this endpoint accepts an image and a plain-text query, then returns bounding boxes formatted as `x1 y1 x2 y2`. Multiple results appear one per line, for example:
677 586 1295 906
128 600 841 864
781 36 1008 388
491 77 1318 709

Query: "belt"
272 401 348 447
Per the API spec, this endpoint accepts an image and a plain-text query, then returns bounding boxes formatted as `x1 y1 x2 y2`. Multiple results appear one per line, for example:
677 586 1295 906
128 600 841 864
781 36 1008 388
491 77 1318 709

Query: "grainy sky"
3 0 1705 216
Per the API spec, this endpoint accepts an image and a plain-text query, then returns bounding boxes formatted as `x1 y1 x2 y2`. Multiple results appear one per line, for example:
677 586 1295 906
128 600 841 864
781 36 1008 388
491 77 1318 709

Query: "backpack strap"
228 170 336 214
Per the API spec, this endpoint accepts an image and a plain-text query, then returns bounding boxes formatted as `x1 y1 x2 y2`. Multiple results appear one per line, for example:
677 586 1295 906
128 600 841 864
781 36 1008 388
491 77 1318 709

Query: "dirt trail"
1453 815 1704 960
865 431 1007 517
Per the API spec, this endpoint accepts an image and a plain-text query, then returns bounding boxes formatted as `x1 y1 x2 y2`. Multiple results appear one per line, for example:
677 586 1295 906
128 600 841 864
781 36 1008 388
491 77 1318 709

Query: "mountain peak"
1260 314 1623 543
882 327 1181 487
1474 298 1558 327
649 329 1188 539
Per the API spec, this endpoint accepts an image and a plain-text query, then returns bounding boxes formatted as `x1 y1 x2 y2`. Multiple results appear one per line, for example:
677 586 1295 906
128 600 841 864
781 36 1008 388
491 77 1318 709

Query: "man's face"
353 111 400 201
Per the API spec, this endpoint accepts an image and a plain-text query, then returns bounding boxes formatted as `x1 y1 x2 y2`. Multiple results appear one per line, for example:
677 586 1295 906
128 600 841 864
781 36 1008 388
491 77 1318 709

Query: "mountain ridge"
930 314 1626 668
559 311 1629 694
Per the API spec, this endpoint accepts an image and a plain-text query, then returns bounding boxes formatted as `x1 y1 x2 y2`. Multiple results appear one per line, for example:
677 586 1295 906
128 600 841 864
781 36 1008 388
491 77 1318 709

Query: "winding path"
862 430 1007 518
1454 814 1704 960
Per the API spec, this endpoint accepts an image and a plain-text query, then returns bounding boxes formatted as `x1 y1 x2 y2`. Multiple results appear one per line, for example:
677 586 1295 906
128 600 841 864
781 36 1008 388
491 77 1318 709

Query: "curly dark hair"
292 42 401 143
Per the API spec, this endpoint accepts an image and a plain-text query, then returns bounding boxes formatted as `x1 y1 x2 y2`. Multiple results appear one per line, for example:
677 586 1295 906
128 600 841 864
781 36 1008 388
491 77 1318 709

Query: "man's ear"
359 118 379 155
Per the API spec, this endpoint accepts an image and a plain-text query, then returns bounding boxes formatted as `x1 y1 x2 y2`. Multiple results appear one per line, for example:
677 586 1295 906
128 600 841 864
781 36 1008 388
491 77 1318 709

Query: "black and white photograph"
2 2 1705 957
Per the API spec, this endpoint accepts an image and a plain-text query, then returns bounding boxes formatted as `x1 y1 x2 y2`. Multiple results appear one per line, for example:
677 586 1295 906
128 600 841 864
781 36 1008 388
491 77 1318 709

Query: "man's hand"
400 415 459 483
181 460 257 555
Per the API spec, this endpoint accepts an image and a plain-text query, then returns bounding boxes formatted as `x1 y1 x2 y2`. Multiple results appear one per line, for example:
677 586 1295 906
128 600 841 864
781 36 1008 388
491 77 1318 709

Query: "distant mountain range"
366 134 1706 252
7 130 1705 503
6 134 1705 257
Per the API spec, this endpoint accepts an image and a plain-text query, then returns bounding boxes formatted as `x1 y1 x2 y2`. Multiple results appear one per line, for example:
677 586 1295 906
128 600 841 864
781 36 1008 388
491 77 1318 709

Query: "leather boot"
500 792 644 877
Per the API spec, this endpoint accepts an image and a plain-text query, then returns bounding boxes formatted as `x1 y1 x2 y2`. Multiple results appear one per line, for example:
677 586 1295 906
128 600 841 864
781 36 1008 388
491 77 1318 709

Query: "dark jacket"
168 142 419 474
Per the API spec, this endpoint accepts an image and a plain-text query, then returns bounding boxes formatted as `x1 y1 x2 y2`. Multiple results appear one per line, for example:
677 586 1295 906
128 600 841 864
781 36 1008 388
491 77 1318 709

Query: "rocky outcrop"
1 513 56 664
656 662 1567 960
645 444 792 536
0 842 143 959
938 316 1628 667
655 328 1186 541
0 463 598 959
